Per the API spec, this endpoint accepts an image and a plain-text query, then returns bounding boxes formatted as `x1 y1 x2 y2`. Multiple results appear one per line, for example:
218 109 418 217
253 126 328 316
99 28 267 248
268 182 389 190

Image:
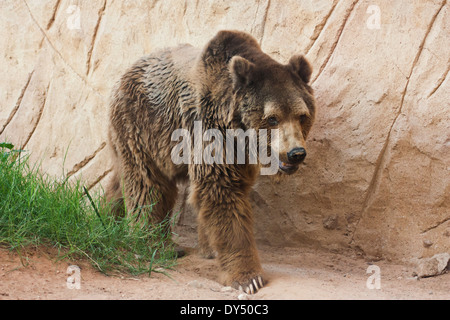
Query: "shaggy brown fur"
106 30 316 294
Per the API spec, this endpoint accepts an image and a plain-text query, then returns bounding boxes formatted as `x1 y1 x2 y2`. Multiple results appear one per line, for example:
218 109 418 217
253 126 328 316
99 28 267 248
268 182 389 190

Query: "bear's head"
229 54 315 175
200 30 316 175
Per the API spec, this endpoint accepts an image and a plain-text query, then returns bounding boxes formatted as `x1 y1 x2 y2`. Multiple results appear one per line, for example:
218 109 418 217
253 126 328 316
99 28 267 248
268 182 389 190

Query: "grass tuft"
0 143 177 276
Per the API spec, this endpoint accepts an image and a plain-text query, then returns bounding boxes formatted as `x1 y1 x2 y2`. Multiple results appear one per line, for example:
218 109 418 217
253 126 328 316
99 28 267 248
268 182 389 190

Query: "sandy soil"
1 227 449 300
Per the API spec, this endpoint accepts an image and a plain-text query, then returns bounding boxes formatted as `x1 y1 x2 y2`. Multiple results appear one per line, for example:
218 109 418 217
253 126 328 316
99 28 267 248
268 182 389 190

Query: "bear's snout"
287 147 307 164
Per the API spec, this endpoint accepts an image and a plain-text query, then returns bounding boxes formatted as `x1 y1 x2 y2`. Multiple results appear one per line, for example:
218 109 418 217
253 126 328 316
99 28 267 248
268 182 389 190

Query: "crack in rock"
312 0 359 84
0 70 34 137
86 0 108 76
66 142 107 178
46 0 62 30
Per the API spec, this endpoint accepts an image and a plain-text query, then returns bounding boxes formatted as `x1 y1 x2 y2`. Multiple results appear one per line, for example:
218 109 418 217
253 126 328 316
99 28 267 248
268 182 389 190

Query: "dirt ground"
1 227 449 300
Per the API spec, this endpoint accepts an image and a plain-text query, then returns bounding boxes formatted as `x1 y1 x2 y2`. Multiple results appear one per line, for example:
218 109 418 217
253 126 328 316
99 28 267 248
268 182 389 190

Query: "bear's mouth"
278 161 299 175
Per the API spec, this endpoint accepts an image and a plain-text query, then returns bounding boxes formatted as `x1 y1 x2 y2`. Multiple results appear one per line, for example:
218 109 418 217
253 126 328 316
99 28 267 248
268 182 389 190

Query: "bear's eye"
300 115 308 124
268 117 279 126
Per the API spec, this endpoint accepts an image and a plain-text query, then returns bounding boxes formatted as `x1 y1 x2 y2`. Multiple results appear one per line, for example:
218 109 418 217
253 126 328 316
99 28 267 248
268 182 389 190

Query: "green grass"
0 143 177 276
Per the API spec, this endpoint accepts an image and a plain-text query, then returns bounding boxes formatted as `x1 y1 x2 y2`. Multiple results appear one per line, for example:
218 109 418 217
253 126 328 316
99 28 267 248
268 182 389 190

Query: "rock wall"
1 0 449 263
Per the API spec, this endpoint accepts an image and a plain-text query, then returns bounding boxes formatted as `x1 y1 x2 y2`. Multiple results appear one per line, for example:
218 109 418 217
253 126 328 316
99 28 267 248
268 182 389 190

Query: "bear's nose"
287 148 307 164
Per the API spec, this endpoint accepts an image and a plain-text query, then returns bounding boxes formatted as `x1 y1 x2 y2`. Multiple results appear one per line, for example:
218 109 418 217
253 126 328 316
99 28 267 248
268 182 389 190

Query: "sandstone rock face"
1 0 448 263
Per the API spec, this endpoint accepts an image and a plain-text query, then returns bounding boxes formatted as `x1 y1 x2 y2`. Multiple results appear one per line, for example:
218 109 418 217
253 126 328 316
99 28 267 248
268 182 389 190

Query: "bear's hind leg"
198 222 216 259
123 168 178 227
104 170 126 217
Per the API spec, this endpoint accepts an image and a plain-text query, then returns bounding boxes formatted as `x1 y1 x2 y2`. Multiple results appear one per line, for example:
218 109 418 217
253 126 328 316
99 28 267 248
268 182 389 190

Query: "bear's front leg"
194 182 265 294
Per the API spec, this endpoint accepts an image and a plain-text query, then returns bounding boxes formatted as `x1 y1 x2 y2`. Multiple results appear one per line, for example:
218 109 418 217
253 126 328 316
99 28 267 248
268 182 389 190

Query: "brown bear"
106 30 316 294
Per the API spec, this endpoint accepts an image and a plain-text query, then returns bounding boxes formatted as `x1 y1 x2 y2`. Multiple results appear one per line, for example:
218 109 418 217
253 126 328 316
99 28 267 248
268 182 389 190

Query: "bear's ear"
229 56 255 91
288 55 313 84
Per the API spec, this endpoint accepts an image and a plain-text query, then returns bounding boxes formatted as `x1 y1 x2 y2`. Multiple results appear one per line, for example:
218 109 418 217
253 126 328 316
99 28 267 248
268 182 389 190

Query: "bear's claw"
235 276 265 294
